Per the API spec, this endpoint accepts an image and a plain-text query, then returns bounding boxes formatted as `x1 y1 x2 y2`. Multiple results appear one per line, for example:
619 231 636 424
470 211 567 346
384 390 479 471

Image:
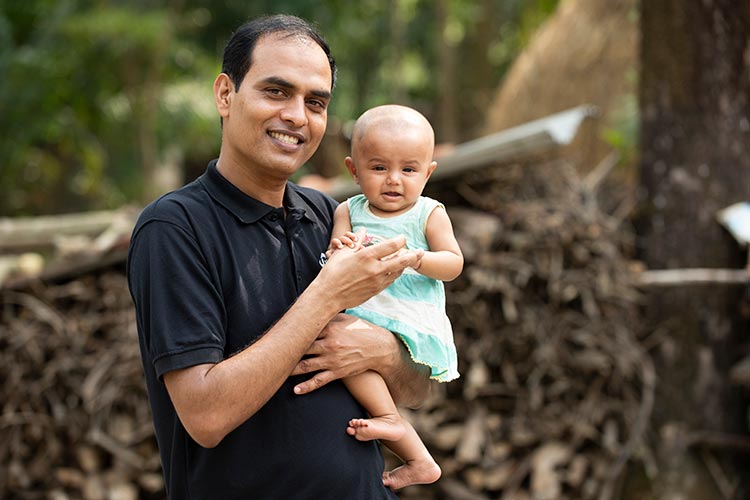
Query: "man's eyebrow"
262 76 294 89
311 89 332 100
261 76 331 100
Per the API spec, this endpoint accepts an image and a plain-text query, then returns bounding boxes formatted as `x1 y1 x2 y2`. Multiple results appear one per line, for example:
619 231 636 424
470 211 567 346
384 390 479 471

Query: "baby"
328 104 463 490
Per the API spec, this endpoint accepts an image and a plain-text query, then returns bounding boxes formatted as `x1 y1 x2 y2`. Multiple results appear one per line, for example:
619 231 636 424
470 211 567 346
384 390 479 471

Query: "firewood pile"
393 157 653 500
1 272 164 498
0 156 652 499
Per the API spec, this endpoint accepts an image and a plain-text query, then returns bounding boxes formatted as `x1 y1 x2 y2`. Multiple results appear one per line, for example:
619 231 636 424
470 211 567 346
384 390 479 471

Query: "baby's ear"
426 161 437 179
345 156 359 183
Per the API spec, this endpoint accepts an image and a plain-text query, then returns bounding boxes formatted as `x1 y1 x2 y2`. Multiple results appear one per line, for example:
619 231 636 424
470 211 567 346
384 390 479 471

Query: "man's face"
220 34 332 181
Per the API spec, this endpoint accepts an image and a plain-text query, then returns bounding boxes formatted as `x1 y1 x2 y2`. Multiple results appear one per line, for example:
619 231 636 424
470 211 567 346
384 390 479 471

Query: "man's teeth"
270 132 300 145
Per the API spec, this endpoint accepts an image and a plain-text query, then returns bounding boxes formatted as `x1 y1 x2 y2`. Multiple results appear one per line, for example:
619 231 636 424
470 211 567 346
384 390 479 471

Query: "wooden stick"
0 208 136 253
638 268 748 286
686 430 750 453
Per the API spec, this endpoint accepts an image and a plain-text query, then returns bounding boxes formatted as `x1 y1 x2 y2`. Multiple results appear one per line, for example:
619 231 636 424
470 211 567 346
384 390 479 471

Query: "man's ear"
345 156 359 184
214 73 233 118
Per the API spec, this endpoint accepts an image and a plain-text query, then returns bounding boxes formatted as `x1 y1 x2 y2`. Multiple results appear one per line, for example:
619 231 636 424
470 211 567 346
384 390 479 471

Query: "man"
127 14 430 499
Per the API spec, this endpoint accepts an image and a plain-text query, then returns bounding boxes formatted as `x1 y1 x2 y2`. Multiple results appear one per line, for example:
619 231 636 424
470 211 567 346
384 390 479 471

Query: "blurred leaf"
0 0 562 215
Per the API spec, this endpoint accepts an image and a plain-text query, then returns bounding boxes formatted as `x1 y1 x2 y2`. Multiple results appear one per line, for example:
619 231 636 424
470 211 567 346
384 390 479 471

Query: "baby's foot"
382 459 442 490
346 416 406 442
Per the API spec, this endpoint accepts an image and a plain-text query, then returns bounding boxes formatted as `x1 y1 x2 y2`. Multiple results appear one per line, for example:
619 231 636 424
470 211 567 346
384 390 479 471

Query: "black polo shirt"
128 160 397 500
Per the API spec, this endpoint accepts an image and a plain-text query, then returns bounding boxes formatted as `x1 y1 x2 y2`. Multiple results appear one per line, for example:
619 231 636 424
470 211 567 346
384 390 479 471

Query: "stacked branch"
0 273 163 499
0 156 649 499
393 158 650 500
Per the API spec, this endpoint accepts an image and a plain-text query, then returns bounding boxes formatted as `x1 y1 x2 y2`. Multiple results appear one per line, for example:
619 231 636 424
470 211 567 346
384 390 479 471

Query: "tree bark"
638 0 750 497
435 0 459 143
388 0 407 103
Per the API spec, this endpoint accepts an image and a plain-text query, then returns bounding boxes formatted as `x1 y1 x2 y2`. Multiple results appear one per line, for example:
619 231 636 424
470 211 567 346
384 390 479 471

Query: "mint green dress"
345 194 459 382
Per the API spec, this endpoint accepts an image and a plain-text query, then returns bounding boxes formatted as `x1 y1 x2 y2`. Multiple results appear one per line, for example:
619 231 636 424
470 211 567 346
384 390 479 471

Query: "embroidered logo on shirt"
319 252 327 267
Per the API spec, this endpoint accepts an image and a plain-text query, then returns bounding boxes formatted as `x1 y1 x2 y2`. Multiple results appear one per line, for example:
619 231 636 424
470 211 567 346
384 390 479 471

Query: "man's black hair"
222 14 337 91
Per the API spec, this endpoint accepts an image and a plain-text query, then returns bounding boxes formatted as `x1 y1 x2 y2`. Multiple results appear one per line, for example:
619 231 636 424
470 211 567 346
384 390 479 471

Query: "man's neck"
215 156 286 208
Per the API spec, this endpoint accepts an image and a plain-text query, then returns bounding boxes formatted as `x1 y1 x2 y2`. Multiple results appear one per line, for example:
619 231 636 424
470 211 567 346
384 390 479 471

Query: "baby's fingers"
338 231 360 249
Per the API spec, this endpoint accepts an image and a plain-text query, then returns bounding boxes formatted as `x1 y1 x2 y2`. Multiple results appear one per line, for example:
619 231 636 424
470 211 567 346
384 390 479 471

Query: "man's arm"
290 208 462 408
291 314 432 408
162 235 420 448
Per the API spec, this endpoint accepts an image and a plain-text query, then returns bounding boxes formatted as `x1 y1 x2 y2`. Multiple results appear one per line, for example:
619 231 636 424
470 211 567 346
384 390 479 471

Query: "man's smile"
269 131 303 145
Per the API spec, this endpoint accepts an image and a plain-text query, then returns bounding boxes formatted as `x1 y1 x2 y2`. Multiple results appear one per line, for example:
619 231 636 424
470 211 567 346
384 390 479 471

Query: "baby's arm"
328 202 358 257
416 206 464 281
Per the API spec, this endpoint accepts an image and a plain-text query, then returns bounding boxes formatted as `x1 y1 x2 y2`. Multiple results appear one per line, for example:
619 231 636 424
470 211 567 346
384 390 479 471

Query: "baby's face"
348 127 436 218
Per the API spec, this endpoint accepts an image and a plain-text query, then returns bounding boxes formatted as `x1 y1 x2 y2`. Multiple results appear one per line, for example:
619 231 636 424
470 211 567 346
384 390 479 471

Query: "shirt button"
269 213 278 221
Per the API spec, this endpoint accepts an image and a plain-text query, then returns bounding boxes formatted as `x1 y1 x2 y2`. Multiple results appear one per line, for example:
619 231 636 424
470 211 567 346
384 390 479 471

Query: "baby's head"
346 105 437 217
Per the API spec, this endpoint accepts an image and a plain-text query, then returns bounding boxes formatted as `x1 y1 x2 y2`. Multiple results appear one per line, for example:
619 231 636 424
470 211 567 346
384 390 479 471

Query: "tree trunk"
388 0 407 103
637 0 750 498
483 0 638 171
435 0 459 143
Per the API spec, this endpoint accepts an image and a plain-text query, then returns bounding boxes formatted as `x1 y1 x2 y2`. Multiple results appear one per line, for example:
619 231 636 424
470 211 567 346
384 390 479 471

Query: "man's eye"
307 99 327 110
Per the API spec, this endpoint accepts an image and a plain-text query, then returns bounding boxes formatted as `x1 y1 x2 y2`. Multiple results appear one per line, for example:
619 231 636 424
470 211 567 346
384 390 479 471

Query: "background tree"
0 1 220 212
0 0 557 215
637 0 750 497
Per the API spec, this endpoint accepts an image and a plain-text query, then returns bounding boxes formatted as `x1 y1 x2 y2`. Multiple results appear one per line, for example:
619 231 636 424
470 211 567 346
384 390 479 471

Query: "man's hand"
315 232 423 313
295 233 430 406
291 314 396 394
291 313 432 407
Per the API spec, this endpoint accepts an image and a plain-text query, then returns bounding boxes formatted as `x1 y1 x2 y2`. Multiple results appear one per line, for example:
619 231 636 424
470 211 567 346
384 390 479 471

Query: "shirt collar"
199 159 314 224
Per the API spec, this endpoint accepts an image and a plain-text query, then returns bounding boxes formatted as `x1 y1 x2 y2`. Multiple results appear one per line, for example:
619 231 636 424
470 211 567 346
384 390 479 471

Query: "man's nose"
280 97 308 127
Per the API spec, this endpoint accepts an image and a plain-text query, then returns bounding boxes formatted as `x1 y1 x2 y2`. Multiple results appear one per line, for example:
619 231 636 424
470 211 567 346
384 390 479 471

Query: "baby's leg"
343 370 406 442
381 422 441 490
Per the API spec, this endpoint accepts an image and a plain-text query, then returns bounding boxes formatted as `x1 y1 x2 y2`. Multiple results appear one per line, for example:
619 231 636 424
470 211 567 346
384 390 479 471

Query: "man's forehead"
251 33 332 87
254 32 328 63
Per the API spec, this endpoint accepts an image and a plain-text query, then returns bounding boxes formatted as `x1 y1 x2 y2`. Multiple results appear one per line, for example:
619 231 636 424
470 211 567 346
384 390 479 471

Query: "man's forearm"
165 282 341 447
166 235 419 446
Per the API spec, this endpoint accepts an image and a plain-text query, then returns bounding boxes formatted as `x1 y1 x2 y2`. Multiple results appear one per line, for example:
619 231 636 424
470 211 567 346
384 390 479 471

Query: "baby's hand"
410 248 425 271
337 231 360 250
326 231 361 258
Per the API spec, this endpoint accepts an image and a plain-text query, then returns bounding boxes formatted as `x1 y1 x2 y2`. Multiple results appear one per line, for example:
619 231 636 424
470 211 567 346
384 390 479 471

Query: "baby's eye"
373 165 386 171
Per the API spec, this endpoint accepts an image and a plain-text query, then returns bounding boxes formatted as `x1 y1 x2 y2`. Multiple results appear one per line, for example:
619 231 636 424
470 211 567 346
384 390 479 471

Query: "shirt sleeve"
128 219 225 380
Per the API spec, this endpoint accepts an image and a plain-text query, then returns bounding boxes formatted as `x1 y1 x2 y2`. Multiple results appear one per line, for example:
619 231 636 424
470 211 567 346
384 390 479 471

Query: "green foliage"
0 0 560 215
517 0 559 45
0 1 220 214
602 90 640 170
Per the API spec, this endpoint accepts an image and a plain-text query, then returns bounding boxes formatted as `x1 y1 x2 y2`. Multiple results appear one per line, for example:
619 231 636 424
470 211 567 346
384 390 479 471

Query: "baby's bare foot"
382 459 441 490
346 416 406 442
